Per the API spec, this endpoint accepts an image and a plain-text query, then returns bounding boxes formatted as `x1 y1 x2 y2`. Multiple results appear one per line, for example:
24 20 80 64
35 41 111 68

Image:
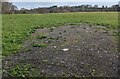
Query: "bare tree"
94 5 98 8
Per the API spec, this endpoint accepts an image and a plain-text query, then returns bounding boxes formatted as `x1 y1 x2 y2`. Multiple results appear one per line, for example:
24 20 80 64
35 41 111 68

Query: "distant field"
2 12 118 56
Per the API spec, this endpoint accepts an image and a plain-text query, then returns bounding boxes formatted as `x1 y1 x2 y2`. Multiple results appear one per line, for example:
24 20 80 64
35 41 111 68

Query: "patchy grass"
8 64 39 77
24 48 31 52
37 35 47 39
49 28 54 32
32 43 48 47
2 12 118 56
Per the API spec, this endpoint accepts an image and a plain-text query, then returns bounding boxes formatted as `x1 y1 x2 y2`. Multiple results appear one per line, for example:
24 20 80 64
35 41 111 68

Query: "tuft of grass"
8 64 39 77
49 28 54 32
24 48 31 52
48 37 55 40
63 30 67 33
43 59 49 64
37 35 47 39
32 43 47 47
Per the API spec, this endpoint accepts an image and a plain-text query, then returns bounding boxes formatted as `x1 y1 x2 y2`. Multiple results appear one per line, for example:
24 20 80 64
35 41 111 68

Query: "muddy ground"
2 24 118 77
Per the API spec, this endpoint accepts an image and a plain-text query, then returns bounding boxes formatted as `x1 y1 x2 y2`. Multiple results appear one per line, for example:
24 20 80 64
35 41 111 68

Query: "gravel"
2 25 118 77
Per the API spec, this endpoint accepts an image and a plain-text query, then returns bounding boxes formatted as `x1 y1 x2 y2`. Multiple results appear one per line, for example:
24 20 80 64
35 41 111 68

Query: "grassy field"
2 12 118 56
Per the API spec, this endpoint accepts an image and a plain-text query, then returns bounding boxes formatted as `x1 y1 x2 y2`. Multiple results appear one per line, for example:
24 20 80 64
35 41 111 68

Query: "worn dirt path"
3 25 118 77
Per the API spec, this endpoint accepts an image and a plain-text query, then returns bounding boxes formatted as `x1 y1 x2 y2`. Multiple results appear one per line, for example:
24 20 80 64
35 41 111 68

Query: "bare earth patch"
3 25 118 77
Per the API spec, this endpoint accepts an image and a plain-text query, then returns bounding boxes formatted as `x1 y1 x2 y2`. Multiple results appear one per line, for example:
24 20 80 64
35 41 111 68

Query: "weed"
63 30 66 33
9 64 39 77
49 37 53 39
49 28 54 32
43 59 49 64
32 43 47 47
24 48 31 52
59 32 62 34
37 35 47 39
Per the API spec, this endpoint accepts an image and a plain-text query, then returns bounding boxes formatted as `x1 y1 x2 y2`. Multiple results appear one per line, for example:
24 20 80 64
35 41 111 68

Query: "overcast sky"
8 0 119 9
9 0 120 2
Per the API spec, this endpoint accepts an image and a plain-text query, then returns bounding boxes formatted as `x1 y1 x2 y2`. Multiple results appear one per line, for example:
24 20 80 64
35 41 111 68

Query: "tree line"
1 1 120 14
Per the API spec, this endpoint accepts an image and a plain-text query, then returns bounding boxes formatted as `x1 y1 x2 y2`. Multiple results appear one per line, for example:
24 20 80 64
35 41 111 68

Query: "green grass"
8 64 39 77
32 43 48 47
37 35 47 39
2 12 118 56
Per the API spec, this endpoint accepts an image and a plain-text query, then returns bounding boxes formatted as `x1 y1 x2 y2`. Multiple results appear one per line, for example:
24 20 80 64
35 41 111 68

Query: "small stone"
75 41 79 43
98 51 100 53
43 60 49 63
61 61 65 64
81 62 84 65
90 49 93 51
86 64 90 67
103 31 107 33
54 74 57 76
100 55 102 57
80 69 83 71
92 69 96 72
55 57 58 59
104 51 107 53
51 62 54 65
22 75 25 77
41 70 44 72
113 66 116 69
53 46 57 48
62 48 69 51
15 57 18 60
77 49 81 50
57 63 60 66
65 59 67 61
